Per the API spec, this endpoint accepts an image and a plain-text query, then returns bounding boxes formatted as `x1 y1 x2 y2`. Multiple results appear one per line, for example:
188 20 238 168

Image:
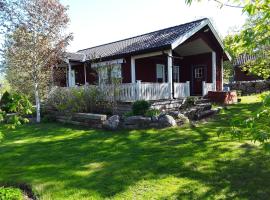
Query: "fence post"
136 80 141 100
186 81 190 97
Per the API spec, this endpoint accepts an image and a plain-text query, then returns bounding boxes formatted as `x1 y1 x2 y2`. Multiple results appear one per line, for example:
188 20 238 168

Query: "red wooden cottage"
233 54 264 82
54 18 230 101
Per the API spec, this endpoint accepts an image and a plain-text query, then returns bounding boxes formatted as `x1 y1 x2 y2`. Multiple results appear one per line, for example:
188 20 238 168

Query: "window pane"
156 64 164 79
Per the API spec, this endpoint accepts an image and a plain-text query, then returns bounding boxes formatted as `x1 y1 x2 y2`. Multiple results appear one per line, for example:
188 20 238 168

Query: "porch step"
196 103 212 111
194 109 216 120
195 98 211 105
151 99 185 111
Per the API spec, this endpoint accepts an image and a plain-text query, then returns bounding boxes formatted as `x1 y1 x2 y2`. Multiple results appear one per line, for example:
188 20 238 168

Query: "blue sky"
61 0 246 52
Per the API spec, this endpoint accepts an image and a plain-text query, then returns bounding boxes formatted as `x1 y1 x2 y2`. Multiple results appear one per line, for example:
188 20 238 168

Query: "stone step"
196 103 212 111
194 109 216 120
195 98 211 104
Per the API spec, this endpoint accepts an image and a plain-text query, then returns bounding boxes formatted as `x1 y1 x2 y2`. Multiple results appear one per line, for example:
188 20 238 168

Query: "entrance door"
192 66 206 95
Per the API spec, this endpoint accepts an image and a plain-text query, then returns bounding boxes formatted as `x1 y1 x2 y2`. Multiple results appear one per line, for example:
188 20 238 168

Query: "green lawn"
0 95 270 200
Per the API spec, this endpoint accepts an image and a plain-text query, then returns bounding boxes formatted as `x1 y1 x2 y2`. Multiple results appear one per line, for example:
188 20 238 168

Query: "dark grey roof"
66 52 85 62
233 54 257 66
77 18 208 59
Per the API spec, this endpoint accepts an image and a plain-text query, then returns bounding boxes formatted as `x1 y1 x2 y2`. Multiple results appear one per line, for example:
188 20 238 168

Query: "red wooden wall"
234 67 263 81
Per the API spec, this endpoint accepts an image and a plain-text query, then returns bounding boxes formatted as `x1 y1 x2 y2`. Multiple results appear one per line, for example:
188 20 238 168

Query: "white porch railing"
202 81 215 96
140 82 170 100
99 82 173 101
174 81 190 98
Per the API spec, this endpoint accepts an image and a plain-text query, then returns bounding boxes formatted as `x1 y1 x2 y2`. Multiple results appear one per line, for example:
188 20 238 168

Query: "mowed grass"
0 95 270 200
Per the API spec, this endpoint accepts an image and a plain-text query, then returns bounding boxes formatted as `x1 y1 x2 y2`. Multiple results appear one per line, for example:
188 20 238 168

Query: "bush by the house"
46 86 113 115
0 187 23 200
132 100 151 116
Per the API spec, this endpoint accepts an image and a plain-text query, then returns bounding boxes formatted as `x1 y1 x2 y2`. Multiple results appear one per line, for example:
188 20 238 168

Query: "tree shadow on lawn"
0 102 269 199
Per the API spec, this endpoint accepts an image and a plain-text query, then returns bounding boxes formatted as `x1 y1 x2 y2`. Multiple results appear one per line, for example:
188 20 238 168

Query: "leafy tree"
0 0 72 123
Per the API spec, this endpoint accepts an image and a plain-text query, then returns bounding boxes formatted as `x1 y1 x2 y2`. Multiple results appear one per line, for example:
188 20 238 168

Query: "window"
173 66 180 82
195 67 204 79
156 64 165 82
111 64 122 78
98 64 122 84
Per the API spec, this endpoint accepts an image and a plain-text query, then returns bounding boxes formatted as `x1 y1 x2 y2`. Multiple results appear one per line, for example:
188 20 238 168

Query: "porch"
61 37 222 102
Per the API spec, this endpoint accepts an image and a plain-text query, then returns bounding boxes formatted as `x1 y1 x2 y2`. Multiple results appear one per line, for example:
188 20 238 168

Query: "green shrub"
132 100 151 116
0 92 33 129
0 92 33 115
186 97 196 106
145 108 160 117
46 86 112 114
0 187 23 200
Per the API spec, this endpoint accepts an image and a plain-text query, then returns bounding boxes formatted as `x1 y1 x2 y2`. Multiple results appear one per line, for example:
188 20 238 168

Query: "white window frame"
173 66 180 82
70 69 76 86
156 64 165 82
195 67 203 79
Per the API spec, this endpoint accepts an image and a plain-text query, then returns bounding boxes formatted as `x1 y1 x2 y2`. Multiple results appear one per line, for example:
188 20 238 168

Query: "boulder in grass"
158 114 177 127
175 113 190 125
125 116 151 125
103 115 120 130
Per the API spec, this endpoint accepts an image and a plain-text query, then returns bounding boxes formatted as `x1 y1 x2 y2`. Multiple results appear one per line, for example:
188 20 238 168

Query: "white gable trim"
171 19 224 51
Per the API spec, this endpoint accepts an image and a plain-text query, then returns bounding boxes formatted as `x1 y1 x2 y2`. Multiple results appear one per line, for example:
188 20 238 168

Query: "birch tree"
1 0 72 122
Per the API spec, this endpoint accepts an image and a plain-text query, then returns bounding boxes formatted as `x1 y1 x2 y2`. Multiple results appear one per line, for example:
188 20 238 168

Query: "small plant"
132 100 151 116
186 97 196 106
0 187 23 200
145 108 160 118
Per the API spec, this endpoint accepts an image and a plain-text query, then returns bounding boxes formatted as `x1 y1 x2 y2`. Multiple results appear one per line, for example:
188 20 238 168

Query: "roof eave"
84 45 172 62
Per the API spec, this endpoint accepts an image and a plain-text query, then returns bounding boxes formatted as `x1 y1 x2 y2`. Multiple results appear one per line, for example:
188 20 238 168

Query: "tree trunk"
34 83 41 123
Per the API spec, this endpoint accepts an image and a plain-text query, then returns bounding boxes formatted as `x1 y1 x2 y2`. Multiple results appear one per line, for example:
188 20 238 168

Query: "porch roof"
77 18 223 60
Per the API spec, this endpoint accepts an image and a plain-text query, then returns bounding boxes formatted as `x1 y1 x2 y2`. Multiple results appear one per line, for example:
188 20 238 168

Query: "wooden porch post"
167 50 173 99
84 63 87 85
65 63 69 87
131 57 136 83
68 60 72 87
212 51 217 91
